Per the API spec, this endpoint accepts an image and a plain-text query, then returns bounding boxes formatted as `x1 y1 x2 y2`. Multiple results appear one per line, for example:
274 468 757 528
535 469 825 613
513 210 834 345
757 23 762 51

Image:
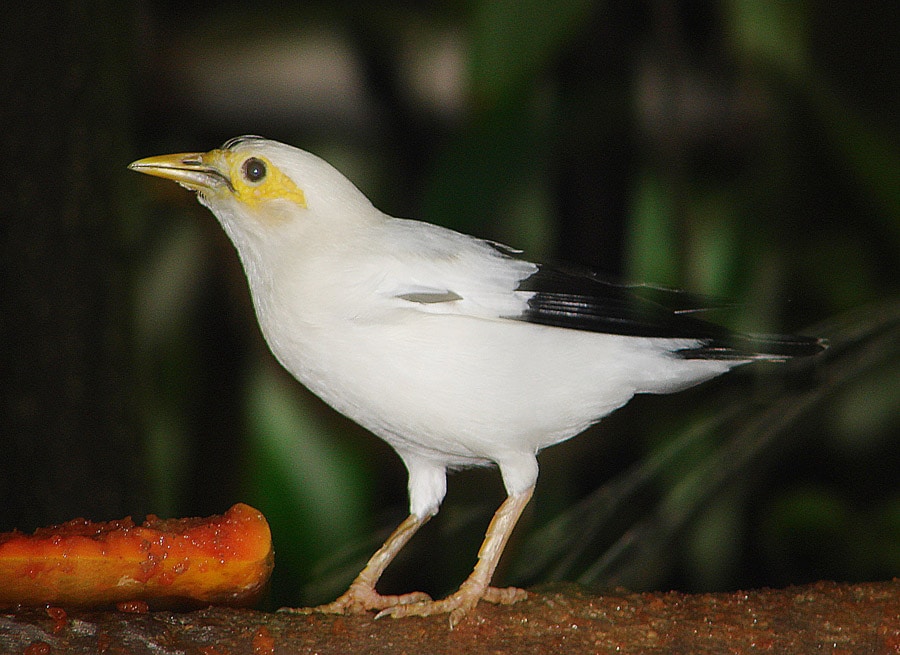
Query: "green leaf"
626 169 681 286
244 362 370 576
725 0 811 79
422 94 552 237
469 0 595 106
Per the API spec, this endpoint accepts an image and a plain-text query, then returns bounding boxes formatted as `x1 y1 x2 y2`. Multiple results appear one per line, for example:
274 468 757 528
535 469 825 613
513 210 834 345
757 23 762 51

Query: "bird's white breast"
252 278 725 465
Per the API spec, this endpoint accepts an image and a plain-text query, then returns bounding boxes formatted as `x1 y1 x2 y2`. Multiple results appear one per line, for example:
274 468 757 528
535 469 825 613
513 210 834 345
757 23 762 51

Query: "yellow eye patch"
221 151 307 211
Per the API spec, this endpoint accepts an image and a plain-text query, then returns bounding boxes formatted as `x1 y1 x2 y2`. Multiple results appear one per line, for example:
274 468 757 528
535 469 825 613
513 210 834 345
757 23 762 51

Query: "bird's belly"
262 311 730 465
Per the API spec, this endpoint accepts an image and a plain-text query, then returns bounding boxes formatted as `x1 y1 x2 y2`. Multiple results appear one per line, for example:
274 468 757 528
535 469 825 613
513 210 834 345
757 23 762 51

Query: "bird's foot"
280 582 432 615
375 584 527 628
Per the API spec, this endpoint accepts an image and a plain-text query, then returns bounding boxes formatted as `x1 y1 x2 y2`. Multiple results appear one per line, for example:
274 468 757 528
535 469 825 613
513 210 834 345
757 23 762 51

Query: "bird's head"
129 136 377 251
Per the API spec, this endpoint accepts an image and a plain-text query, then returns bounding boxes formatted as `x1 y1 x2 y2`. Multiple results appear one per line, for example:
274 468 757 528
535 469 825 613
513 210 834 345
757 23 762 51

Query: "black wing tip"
517 265 736 340
515 264 829 360
677 334 828 361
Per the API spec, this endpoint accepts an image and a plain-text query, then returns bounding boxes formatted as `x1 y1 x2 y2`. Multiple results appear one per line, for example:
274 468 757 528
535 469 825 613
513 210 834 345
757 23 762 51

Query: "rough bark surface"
1 580 896 654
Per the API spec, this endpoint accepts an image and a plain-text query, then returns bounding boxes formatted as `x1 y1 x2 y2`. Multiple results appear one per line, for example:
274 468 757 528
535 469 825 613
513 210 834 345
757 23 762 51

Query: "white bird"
130 136 824 625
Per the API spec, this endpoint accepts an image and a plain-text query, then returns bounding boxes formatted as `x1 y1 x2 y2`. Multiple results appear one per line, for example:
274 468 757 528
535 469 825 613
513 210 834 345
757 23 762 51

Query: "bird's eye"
242 157 267 183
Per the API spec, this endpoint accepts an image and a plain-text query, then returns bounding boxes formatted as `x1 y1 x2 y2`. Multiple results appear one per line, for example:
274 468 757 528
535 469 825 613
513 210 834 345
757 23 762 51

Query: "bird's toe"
482 585 528 604
281 585 432 615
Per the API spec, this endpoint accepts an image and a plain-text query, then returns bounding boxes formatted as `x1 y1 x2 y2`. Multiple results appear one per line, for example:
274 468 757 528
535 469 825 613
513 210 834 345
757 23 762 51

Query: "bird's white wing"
373 218 825 360
371 218 538 321
371 217 715 333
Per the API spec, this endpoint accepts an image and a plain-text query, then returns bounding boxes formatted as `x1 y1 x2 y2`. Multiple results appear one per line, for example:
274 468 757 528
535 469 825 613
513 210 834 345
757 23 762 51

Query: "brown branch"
1 580 897 654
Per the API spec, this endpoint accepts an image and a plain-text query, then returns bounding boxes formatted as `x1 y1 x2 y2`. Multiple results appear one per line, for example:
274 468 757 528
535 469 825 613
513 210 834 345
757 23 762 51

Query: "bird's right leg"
287 512 432 614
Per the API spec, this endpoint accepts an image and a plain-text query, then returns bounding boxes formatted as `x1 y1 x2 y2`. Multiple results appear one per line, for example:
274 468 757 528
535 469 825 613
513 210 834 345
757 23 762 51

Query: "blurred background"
3 1 897 608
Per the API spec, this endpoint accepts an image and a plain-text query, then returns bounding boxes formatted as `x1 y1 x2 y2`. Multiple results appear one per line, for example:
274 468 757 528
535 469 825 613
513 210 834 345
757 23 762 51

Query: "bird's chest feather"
245 255 416 405
247 273 625 460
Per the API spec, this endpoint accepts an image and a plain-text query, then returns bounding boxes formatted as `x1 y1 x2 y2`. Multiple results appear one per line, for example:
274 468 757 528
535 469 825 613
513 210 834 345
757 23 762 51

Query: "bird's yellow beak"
128 151 233 192
129 148 308 212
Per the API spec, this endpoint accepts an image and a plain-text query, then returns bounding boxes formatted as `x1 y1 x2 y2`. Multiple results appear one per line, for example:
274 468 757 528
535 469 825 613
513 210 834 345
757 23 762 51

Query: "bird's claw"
280 584 432 615
482 585 528 604
375 585 527 628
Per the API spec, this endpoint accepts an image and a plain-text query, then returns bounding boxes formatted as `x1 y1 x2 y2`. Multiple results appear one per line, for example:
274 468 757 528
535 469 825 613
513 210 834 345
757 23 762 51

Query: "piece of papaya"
0 503 273 609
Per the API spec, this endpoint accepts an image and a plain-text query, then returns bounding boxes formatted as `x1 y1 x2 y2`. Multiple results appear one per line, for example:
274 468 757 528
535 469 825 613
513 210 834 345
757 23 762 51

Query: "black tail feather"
677 334 827 360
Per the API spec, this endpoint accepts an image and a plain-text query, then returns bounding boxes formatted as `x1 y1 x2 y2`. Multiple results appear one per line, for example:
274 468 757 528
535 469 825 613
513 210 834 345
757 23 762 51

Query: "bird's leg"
377 486 534 626
285 513 432 614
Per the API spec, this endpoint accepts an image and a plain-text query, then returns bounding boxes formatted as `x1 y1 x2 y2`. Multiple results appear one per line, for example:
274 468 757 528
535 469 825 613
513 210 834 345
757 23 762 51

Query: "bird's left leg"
376 484 534 626
284 512 432 615
287 457 447 615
